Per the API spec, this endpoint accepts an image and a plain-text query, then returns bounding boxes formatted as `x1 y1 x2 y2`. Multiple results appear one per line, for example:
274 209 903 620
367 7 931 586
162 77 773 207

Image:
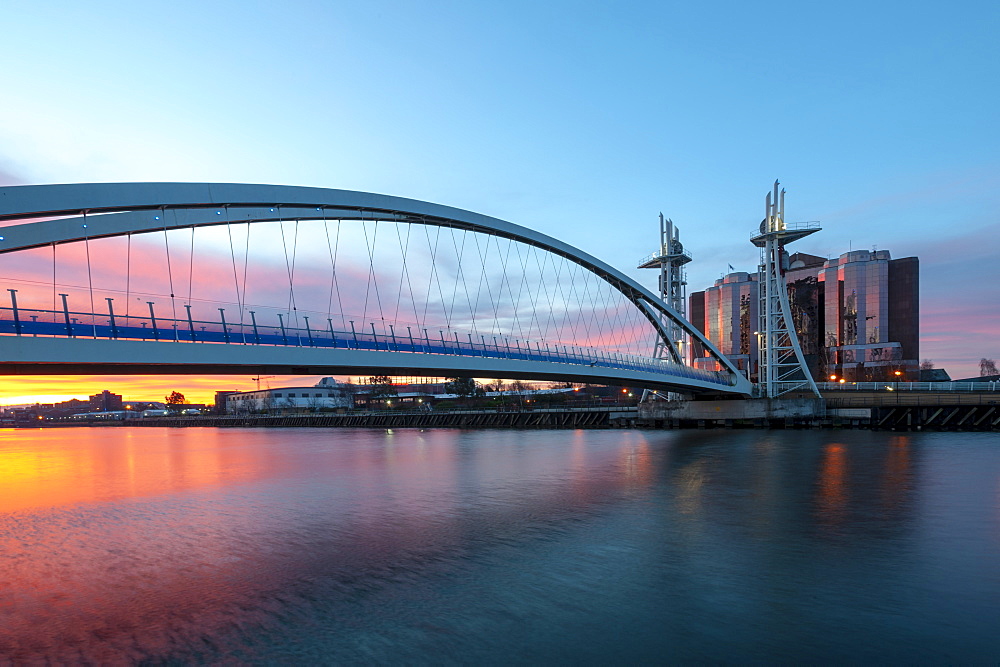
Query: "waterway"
1 427 998 663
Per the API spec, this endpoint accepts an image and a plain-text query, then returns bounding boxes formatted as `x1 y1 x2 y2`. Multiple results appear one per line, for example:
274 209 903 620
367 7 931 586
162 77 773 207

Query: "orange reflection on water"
0 427 670 662
0 427 285 513
880 435 913 512
817 443 848 525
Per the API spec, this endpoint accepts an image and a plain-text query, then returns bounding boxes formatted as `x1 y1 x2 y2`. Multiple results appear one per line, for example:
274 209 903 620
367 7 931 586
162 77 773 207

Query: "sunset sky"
2 0 998 403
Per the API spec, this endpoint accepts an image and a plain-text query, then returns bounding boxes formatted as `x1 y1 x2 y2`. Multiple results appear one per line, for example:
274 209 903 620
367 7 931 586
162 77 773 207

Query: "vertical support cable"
51 243 56 323
160 208 179 340
186 225 195 334
82 211 97 338
324 217 347 329
125 234 132 320
241 219 252 330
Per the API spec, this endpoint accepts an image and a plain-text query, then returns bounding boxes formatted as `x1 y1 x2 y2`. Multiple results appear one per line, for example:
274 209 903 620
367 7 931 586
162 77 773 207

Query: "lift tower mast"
638 213 691 364
750 181 821 398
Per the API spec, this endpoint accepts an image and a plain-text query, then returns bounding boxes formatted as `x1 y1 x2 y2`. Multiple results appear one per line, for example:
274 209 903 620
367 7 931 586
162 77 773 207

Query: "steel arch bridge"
0 183 751 395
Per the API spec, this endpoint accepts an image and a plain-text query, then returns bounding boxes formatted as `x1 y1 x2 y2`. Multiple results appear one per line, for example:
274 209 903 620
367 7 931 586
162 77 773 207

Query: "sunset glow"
0 374 316 406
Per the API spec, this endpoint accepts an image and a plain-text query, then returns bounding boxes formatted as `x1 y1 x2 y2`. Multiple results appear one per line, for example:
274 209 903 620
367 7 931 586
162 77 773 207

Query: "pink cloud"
888 220 1000 378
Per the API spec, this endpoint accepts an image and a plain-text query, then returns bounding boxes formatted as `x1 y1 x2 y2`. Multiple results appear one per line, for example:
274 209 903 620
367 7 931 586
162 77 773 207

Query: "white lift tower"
750 181 822 398
638 213 691 365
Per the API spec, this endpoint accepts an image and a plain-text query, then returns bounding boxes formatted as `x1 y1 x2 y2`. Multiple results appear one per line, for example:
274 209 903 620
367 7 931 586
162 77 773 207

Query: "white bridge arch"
0 183 751 395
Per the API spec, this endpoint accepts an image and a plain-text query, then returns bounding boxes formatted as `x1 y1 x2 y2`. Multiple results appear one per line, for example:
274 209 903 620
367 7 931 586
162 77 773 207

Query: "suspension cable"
187 224 195 309
124 234 131 319
392 220 409 325
161 208 178 338
51 242 56 322
278 208 298 325
323 215 346 328
394 220 420 331
290 219 300 326
447 227 472 335
83 210 96 337
242 218 251 312
361 217 385 328
226 208 244 322
471 232 493 335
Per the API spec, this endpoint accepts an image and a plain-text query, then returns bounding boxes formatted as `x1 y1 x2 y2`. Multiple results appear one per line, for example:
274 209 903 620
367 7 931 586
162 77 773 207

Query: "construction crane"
251 375 275 390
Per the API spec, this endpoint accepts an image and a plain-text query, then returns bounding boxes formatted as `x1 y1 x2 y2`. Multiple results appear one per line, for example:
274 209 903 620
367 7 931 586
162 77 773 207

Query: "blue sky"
1 0 998 380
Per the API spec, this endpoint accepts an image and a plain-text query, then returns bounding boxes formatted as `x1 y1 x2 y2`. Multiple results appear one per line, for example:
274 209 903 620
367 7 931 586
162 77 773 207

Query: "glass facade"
690 250 919 381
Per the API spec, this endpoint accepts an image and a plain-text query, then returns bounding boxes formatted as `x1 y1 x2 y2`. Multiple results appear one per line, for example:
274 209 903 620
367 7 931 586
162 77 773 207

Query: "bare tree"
920 359 935 371
981 358 998 377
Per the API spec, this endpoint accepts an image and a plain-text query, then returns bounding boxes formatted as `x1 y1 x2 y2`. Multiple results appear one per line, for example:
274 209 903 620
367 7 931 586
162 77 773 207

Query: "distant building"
214 391 239 414
689 249 919 382
89 390 123 412
46 398 91 418
225 377 354 413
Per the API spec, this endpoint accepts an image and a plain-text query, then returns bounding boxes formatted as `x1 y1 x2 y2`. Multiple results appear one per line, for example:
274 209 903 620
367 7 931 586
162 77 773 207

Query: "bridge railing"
0 305 733 386
817 381 1000 393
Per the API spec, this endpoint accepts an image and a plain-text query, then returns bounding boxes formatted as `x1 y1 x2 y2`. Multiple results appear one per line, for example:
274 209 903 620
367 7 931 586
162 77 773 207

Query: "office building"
689 249 919 381
89 390 124 412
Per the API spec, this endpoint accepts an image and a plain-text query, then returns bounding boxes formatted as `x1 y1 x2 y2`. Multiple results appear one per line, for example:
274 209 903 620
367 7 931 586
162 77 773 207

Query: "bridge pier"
639 397 826 423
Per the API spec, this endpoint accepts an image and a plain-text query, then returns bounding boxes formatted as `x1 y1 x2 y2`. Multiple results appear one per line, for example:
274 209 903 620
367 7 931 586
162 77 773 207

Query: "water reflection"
817 442 849 527
0 428 996 663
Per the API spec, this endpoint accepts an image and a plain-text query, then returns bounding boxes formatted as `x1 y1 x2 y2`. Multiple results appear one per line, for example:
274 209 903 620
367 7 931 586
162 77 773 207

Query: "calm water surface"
1 427 998 663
